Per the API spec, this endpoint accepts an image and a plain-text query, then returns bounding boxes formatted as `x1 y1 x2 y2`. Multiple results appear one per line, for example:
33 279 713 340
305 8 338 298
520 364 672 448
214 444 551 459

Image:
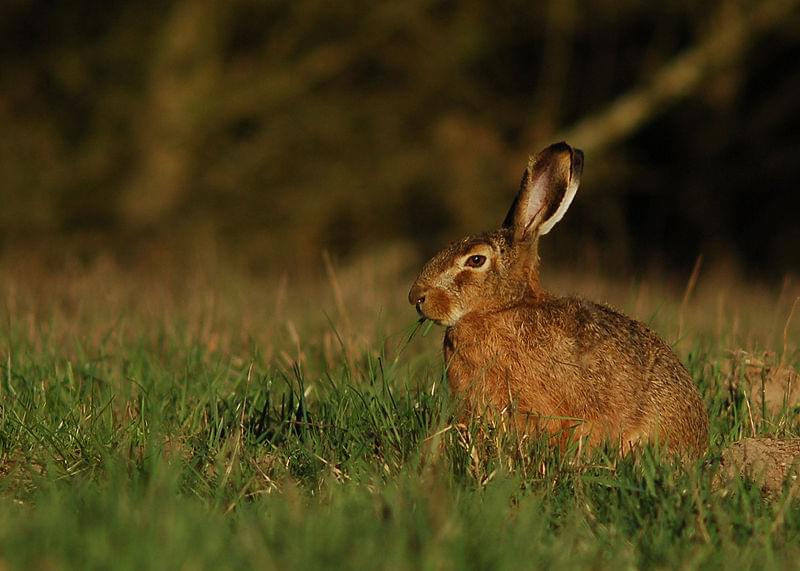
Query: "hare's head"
408 142 583 326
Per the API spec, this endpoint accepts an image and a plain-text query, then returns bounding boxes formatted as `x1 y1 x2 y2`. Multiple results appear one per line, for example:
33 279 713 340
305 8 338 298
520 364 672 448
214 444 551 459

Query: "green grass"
1 265 799 570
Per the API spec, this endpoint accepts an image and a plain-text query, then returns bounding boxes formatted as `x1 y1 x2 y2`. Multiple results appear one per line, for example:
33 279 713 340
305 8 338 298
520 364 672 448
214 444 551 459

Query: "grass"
0 254 799 570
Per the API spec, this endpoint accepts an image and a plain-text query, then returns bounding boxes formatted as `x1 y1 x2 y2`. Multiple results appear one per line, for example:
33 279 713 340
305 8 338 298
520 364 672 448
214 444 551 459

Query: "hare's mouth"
417 310 441 326
418 311 459 328
410 287 460 325
416 304 445 326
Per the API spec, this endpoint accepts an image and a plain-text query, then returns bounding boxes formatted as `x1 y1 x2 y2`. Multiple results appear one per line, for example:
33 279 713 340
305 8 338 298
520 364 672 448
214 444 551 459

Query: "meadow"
1 249 799 570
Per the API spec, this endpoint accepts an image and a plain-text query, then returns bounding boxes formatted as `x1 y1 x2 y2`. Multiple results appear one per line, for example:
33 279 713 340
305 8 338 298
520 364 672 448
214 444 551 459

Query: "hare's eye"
465 255 487 268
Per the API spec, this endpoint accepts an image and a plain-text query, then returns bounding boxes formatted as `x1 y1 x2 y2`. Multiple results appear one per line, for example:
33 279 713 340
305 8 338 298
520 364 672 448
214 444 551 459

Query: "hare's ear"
502 142 583 243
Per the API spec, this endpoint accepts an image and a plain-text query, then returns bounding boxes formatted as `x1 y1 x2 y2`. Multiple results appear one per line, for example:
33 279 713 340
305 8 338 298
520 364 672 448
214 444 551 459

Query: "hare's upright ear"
503 142 583 243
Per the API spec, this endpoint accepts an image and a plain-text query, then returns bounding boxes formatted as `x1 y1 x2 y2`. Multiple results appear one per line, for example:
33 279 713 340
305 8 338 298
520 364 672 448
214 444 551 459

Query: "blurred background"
1 0 799 281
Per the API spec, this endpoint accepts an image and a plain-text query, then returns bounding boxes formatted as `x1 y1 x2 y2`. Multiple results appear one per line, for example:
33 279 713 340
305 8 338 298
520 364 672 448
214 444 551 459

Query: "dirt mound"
718 437 800 496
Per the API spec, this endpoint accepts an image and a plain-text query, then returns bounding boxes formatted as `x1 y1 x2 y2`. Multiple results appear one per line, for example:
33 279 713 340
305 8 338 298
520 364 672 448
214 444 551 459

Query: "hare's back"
519 296 696 393
521 296 707 452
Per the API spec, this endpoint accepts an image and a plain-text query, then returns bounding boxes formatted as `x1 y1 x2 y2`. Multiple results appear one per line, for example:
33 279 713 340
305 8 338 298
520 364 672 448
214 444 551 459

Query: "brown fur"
408 143 708 458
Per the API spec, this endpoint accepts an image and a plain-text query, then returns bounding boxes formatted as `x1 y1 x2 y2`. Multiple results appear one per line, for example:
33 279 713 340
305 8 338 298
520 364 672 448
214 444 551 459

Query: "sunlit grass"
0 254 799 569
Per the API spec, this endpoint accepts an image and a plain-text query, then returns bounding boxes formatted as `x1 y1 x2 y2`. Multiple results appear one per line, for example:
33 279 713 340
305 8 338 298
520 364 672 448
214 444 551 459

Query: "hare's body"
444 294 707 456
409 142 708 457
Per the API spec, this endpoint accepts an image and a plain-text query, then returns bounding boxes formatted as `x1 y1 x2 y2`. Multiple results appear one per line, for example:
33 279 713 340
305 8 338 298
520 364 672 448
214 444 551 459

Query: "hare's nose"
408 285 426 306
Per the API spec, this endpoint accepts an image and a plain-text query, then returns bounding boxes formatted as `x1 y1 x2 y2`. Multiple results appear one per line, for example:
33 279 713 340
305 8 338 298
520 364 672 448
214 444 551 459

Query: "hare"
408 142 708 458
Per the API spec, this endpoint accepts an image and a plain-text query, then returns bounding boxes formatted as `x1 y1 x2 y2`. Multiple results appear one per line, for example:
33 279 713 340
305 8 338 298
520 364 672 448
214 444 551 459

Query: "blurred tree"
0 0 798 276
118 0 223 227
